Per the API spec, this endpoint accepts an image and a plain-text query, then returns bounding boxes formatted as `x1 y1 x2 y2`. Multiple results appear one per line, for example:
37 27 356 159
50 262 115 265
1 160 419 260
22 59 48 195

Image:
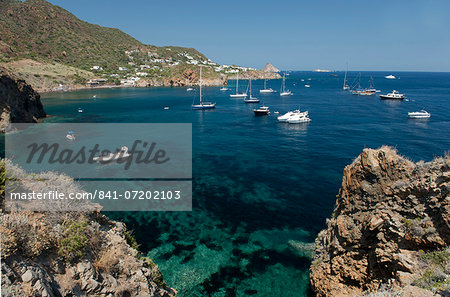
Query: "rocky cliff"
0 161 177 297
0 66 46 132
310 146 450 297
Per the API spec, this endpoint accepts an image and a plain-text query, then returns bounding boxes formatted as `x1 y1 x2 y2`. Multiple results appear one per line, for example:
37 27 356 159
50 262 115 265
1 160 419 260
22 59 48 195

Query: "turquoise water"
5 71 450 296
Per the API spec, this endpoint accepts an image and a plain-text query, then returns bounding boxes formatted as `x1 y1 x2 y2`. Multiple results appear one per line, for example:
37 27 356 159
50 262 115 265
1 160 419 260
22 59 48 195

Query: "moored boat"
253 106 270 116
192 66 216 110
230 73 247 98
277 109 308 122
408 110 430 119
379 90 405 100
286 112 311 124
260 79 275 93
280 74 292 96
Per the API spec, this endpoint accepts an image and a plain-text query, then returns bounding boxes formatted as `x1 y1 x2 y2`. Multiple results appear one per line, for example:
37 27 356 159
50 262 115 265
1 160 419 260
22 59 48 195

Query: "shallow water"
4 71 450 296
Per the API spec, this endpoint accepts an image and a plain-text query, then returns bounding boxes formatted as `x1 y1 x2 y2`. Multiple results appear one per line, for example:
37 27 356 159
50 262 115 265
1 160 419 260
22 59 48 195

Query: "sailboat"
260 79 274 93
244 79 260 103
359 76 378 95
280 74 292 96
192 66 216 109
230 73 247 98
343 63 350 90
350 72 363 95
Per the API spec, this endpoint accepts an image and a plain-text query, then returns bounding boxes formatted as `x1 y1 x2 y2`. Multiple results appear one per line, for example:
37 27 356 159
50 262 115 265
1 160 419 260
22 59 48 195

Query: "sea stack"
262 62 280 73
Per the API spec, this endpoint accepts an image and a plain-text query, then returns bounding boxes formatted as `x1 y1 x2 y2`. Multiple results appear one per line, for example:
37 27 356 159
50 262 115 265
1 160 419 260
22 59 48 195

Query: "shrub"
94 246 121 275
0 212 52 258
124 229 139 251
57 215 89 263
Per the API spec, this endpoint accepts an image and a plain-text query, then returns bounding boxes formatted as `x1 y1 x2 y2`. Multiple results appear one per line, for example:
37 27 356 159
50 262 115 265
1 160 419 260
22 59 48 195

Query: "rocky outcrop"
262 62 280 73
310 146 449 296
0 161 176 297
0 66 46 132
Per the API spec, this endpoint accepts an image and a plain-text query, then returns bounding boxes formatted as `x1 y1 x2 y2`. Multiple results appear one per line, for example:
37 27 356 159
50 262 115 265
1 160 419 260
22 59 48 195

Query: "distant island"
0 0 280 93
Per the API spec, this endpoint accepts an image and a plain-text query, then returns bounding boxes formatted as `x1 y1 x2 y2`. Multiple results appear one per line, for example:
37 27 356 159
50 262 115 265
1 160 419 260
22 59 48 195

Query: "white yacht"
187 87 194 91
379 90 405 100
286 112 311 124
280 74 292 96
260 79 275 93
230 73 247 98
408 110 430 119
78 107 83 113
304 84 311 88
192 66 216 109
220 86 229 91
385 75 396 79
277 109 308 122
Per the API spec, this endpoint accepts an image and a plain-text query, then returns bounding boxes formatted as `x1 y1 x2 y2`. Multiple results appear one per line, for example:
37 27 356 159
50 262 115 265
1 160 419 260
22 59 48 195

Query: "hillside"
0 0 279 91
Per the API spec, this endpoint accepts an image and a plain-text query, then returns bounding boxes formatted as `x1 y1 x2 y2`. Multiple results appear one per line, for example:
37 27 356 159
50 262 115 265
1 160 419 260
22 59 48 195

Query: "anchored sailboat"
230 73 248 98
280 74 292 96
260 79 274 93
192 66 216 109
343 63 350 90
245 79 260 103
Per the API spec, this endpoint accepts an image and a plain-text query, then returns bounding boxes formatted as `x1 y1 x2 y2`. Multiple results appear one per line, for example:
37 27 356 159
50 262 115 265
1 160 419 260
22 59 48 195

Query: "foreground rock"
310 146 449 296
0 162 176 297
0 66 46 132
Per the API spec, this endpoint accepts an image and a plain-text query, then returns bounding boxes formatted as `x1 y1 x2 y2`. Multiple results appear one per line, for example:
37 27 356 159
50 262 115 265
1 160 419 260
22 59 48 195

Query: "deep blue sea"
3 71 450 296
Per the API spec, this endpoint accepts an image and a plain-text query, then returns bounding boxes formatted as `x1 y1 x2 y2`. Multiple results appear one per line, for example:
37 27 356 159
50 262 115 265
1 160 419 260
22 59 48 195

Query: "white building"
119 67 128 71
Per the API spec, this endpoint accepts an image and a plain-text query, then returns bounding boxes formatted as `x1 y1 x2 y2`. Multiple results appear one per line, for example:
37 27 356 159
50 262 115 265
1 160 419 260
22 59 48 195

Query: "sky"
48 0 450 72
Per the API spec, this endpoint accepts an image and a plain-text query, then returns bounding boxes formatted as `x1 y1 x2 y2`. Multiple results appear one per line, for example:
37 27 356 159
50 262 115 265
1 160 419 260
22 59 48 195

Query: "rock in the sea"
262 62 280 73
310 146 449 296
0 66 46 132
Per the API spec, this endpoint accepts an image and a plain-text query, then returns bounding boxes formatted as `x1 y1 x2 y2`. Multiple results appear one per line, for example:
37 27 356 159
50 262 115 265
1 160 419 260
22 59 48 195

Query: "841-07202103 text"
96 190 182 200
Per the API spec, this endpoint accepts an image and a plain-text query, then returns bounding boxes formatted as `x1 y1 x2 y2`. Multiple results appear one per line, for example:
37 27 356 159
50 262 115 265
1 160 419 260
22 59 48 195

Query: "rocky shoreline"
310 147 450 297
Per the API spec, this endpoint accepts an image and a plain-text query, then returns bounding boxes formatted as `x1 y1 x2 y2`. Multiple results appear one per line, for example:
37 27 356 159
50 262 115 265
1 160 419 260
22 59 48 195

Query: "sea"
2 71 449 296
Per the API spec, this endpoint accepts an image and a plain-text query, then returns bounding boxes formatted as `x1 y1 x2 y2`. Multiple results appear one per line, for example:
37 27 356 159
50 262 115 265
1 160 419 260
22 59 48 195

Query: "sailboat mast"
199 67 202 103
343 63 348 90
264 79 267 89
236 73 239 93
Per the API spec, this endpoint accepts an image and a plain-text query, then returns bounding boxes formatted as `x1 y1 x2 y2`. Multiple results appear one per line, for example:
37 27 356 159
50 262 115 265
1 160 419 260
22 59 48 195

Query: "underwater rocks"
310 146 449 296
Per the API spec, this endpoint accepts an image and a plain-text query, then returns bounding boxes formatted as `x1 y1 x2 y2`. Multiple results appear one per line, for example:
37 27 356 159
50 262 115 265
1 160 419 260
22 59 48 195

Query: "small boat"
187 88 194 91
304 84 311 88
230 73 247 98
66 131 75 141
274 111 279 114
78 108 83 113
385 75 396 79
220 86 229 91
93 146 131 163
277 109 308 122
287 112 311 124
408 110 430 119
280 74 292 96
92 95 97 98
192 66 216 110
260 79 275 93
379 90 405 100
253 106 270 116
164 106 170 110
301 79 305 82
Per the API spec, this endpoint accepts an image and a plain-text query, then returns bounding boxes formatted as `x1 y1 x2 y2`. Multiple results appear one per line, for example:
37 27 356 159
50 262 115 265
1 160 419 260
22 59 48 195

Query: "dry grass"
0 211 53 258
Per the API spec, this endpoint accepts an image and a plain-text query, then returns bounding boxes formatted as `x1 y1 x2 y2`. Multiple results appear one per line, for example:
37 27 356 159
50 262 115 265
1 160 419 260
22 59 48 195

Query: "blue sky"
49 0 450 71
